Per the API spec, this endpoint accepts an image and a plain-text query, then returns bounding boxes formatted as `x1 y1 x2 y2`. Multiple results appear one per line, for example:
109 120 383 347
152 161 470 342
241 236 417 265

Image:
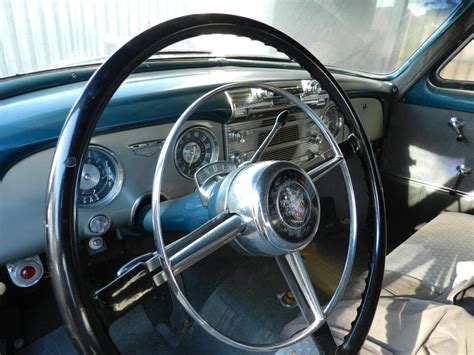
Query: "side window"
438 38 474 83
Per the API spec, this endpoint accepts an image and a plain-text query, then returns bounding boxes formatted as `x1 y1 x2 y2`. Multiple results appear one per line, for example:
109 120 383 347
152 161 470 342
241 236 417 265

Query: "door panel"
383 103 473 194
381 102 473 245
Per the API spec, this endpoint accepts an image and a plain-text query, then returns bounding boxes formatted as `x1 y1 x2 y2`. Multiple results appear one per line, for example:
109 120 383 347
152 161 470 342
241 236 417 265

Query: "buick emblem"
277 182 311 229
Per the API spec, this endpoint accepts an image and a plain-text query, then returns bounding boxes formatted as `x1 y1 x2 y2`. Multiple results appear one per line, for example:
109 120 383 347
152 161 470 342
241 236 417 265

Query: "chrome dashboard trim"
322 103 344 137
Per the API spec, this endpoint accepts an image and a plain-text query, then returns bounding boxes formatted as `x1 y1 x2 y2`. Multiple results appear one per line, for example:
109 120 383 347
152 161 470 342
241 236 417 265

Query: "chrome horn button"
215 160 320 256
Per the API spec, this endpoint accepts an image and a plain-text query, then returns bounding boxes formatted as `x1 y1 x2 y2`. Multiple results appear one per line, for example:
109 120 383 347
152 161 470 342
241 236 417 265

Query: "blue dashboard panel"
0 58 302 100
0 67 310 180
0 63 392 180
403 75 474 113
0 69 272 179
0 84 225 179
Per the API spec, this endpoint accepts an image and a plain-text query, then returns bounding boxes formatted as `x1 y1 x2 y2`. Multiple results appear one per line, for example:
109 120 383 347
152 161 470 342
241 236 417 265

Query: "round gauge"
78 146 123 207
174 127 218 179
322 104 344 136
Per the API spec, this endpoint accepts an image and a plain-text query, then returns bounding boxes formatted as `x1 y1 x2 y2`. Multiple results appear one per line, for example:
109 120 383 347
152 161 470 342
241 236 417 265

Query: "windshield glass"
0 0 462 79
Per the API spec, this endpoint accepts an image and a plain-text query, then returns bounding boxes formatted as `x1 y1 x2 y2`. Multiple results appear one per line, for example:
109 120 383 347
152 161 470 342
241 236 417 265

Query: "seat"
385 212 474 293
283 212 474 354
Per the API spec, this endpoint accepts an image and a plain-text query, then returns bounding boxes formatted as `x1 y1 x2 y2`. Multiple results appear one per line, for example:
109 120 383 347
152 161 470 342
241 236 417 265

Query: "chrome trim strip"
385 173 474 198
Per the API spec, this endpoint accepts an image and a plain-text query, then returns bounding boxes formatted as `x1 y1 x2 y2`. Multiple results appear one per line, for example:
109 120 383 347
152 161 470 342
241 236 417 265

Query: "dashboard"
0 67 387 266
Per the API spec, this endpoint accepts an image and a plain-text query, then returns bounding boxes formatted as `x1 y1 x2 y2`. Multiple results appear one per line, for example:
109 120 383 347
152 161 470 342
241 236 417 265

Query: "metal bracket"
339 134 360 158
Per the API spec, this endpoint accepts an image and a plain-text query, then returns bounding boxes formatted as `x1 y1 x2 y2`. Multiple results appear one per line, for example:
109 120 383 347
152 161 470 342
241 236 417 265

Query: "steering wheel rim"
46 13 386 354
152 82 358 351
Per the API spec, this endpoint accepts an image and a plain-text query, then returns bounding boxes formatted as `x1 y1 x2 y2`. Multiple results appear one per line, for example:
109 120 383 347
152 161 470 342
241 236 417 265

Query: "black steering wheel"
46 14 386 354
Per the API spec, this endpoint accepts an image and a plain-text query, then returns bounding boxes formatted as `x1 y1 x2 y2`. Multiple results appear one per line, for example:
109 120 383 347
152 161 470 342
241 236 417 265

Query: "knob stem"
249 110 289 163
450 164 472 194
449 117 465 142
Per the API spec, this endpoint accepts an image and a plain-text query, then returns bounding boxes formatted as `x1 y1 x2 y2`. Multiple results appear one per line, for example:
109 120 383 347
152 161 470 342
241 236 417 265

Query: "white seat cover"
386 212 474 292
281 212 474 354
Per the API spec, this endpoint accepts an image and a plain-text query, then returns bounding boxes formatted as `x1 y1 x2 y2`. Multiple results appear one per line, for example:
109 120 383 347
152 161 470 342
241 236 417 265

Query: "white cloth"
453 261 474 287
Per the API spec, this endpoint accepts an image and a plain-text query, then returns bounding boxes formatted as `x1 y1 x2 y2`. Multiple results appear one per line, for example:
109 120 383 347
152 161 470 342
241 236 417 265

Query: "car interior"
0 1 473 354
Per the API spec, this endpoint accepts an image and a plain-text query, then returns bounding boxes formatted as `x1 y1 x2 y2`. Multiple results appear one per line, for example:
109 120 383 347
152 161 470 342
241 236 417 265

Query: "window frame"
432 31 474 91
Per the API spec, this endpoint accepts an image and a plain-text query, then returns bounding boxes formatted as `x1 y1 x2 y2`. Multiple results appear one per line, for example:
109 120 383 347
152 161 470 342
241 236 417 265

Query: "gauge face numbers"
78 147 122 207
175 127 218 178
322 105 344 136
195 161 237 186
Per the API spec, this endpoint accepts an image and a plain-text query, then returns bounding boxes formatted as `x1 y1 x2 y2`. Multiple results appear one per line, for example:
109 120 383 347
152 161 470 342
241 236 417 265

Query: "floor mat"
177 259 300 354
16 326 77 355
109 305 172 354
16 305 172 355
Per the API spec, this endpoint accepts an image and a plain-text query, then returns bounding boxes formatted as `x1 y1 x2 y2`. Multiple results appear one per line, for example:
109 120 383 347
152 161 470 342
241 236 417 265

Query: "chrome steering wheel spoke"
150 213 245 286
308 155 344 181
276 252 325 326
94 212 245 317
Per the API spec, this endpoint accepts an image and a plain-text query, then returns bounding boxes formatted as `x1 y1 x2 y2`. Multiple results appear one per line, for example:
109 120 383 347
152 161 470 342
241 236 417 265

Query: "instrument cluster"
77 80 346 211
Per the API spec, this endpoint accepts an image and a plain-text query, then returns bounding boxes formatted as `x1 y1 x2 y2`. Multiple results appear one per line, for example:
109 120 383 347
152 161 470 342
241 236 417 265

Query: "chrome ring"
78 145 124 209
152 82 357 351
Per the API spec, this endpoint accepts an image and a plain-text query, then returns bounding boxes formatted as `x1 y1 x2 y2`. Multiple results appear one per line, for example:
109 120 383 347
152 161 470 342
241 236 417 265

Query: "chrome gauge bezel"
322 104 344 137
174 126 219 179
78 145 124 209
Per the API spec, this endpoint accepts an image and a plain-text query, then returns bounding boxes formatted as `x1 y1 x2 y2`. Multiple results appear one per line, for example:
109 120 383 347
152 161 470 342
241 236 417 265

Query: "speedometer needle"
189 145 196 167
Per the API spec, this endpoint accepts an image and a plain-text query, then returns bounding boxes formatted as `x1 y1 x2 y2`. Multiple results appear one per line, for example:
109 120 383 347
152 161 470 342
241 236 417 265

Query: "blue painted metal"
403 75 474 113
0 71 236 180
0 58 300 100
141 192 212 234
0 57 395 181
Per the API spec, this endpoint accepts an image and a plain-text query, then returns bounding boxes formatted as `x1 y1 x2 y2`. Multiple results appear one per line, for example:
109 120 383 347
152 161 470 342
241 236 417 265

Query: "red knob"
20 265 36 280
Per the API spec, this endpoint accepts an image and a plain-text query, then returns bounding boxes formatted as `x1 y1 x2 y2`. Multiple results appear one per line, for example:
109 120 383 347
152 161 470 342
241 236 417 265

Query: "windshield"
0 0 462 79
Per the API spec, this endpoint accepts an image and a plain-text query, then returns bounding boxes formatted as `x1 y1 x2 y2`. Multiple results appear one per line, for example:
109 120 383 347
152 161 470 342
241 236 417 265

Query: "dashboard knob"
310 134 322 144
252 88 274 101
302 80 322 96
228 131 245 143
6 255 44 287
89 236 105 250
89 215 110 234
229 153 242 164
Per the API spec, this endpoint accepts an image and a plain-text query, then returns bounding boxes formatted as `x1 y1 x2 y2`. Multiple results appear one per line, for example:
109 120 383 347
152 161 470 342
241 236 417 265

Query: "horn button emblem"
268 169 319 244
278 182 310 228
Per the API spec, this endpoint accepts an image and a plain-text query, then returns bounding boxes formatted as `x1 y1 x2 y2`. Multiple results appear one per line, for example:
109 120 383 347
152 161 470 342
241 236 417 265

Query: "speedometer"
78 146 123 207
174 127 218 179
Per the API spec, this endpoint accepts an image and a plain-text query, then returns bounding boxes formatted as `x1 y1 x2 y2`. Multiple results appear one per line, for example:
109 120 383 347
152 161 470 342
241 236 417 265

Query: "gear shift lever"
248 110 289 163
